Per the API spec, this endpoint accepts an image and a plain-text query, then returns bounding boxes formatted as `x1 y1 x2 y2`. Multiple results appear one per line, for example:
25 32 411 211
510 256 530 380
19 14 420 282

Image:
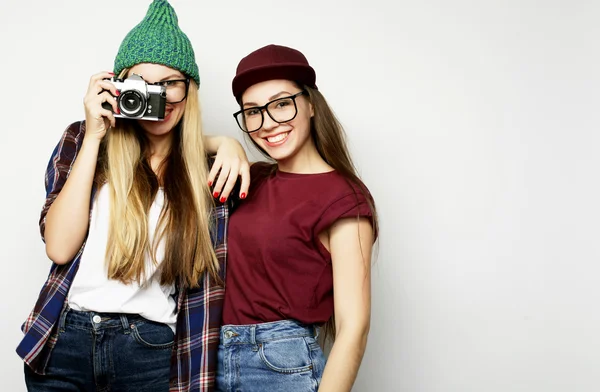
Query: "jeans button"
92 315 102 324
224 330 234 339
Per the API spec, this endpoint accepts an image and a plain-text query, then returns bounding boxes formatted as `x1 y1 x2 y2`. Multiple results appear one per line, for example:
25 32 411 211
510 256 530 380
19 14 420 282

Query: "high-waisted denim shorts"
215 319 326 392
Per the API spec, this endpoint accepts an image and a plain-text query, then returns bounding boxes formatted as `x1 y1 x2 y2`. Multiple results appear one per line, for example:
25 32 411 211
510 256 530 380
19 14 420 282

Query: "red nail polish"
109 72 115 75
116 107 120 114
220 197 226 203
208 180 213 186
240 193 246 199
115 90 120 96
213 192 219 198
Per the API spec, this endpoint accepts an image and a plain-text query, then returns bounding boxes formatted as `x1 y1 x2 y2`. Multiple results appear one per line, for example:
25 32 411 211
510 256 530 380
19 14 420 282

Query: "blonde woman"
17 1 248 391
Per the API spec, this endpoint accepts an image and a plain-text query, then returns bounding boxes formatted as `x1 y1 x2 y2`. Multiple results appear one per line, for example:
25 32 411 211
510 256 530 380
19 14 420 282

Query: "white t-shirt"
68 184 177 332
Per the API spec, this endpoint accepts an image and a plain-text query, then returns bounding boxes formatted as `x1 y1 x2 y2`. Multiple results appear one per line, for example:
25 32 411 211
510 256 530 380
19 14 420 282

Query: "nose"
260 109 278 132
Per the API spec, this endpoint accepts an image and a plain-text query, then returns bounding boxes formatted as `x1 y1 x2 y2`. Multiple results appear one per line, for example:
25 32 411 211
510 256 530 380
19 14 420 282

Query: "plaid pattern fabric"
16 121 227 391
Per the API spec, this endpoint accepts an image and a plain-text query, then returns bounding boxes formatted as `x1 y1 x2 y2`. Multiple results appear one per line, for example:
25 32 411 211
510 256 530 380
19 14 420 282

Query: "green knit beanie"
113 0 200 86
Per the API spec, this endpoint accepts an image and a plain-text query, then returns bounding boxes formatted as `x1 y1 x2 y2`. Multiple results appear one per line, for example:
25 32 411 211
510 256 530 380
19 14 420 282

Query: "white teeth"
267 132 288 143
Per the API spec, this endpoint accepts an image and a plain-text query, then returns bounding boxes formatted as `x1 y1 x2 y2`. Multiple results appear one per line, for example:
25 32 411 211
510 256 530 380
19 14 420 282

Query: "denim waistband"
59 305 147 332
220 320 318 345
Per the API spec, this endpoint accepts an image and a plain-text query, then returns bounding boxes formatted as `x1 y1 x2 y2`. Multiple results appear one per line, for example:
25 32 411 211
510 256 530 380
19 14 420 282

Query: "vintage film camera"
102 74 166 121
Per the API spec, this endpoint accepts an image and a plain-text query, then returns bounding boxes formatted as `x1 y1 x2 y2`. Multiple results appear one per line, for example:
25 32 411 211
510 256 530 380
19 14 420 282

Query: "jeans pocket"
130 321 175 350
304 335 321 352
258 337 313 374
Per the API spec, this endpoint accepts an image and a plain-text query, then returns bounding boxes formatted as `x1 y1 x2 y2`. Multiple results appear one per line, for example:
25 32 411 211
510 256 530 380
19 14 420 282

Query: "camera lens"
118 90 146 118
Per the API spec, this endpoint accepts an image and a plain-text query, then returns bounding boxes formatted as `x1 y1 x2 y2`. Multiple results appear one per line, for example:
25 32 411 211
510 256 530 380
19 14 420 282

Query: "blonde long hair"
95 75 218 288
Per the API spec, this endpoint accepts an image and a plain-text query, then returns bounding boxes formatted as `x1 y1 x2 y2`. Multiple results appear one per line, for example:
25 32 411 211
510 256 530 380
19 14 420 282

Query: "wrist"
204 135 225 154
81 136 102 150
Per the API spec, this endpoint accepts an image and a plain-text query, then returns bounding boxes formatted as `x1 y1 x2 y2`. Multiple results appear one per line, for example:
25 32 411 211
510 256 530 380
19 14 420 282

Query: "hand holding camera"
83 71 121 142
83 72 168 143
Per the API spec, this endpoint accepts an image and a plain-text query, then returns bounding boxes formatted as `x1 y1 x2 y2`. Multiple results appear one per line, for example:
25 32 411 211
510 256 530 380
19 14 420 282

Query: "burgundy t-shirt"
222 163 374 326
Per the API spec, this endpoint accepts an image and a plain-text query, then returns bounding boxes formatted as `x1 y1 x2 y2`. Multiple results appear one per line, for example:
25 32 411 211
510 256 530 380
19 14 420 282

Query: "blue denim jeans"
24 307 174 391
215 320 326 392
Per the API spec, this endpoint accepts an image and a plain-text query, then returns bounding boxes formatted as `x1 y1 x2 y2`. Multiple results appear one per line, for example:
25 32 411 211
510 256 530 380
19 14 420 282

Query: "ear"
309 101 315 118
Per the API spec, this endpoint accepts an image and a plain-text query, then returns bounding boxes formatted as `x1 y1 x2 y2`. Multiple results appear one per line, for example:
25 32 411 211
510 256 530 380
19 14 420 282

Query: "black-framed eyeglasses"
233 91 306 133
150 78 190 104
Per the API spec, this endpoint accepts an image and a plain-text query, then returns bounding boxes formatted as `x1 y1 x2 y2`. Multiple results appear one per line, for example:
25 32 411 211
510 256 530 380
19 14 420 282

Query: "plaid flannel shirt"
16 121 228 391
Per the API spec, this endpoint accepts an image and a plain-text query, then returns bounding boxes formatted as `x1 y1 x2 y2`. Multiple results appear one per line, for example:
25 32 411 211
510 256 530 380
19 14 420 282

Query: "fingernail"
240 193 246 199
220 197 227 203
109 72 115 75
114 90 120 96
213 192 219 198
208 180 213 186
116 107 120 114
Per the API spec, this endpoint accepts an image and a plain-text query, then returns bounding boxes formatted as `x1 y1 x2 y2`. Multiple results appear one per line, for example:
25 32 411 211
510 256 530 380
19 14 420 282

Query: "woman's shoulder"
66 120 86 137
54 120 87 150
248 161 277 190
250 161 276 176
48 121 87 158
319 171 373 200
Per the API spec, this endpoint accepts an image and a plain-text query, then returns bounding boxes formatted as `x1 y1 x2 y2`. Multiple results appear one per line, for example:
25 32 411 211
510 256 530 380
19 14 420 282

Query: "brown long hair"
95 78 219 289
245 84 379 343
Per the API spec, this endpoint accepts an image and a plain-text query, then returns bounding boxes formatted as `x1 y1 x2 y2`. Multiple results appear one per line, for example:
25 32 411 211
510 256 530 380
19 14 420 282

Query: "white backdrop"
1 0 599 391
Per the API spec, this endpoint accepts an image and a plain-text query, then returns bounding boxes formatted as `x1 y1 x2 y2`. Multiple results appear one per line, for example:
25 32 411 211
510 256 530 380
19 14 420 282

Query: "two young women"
18 2 377 392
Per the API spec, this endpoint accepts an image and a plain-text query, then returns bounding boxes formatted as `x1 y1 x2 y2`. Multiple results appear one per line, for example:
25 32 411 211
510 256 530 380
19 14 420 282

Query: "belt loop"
120 314 131 334
58 303 70 332
251 325 256 345
313 325 319 339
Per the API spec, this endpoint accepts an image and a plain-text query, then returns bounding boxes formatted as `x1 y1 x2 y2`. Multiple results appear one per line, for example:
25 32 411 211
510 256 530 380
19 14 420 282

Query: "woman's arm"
204 135 250 201
318 217 374 392
44 72 119 264
44 137 100 264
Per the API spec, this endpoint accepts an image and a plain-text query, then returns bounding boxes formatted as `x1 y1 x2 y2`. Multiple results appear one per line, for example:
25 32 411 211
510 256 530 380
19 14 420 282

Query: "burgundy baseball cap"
232 44 317 100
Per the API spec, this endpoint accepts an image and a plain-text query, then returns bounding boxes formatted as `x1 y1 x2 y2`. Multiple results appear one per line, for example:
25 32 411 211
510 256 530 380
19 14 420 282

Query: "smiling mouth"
265 132 290 144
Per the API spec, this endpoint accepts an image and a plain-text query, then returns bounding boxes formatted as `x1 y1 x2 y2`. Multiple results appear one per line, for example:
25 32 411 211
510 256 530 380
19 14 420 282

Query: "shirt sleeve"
313 190 374 237
39 121 86 242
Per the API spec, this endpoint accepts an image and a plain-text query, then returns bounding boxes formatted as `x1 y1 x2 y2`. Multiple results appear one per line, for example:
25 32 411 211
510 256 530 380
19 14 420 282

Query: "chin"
149 123 173 135
139 116 181 136
261 146 294 162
